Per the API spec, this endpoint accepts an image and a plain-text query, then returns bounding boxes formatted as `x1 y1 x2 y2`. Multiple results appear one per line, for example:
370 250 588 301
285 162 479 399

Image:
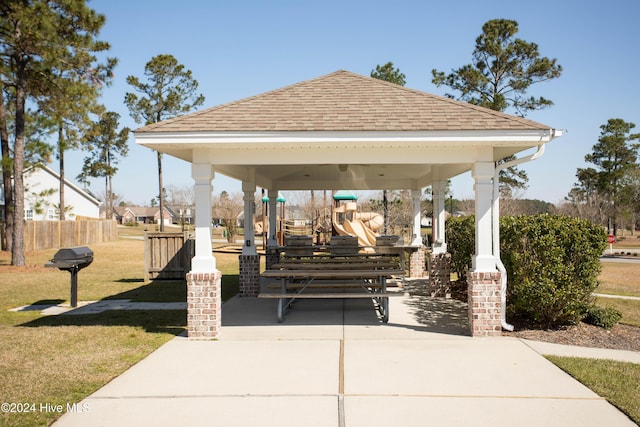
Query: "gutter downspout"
492 129 560 331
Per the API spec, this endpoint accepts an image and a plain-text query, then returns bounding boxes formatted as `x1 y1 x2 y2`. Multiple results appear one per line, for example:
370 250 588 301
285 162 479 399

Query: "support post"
431 180 447 254
187 161 220 339
411 189 423 246
468 160 501 336
240 181 260 297
472 162 496 272
268 189 278 247
428 180 450 294
242 181 257 256
191 163 216 272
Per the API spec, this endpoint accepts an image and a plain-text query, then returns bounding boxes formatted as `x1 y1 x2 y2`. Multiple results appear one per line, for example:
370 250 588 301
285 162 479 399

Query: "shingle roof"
135 70 550 133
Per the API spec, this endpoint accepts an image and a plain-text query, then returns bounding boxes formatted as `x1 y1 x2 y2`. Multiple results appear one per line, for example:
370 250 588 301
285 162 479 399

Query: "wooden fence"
144 232 194 281
21 220 117 252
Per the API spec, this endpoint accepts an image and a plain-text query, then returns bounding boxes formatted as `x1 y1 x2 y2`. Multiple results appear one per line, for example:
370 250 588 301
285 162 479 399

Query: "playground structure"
254 190 385 249
331 192 383 247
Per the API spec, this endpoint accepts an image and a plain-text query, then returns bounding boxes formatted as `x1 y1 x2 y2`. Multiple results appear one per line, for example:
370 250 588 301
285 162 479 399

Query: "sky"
59 0 640 206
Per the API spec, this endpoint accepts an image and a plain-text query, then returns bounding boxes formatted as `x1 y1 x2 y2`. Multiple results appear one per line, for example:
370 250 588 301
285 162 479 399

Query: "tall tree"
578 118 639 235
42 60 115 220
78 112 130 221
124 54 205 231
432 19 562 195
0 0 112 265
0 80 12 251
371 62 406 233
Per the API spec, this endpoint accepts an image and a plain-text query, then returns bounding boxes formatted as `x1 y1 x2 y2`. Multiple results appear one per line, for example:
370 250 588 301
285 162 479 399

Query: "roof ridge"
135 69 553 133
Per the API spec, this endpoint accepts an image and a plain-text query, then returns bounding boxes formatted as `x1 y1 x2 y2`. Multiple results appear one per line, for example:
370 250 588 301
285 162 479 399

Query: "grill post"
70 267 79 308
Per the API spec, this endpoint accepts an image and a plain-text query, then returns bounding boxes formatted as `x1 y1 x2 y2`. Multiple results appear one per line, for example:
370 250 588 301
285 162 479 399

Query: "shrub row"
446 214 610 328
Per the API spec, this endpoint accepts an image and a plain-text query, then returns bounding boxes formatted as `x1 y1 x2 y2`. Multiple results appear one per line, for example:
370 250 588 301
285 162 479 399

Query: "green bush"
446 214 607 329
501 215 606 328
583 306 622 329
445 216 476 283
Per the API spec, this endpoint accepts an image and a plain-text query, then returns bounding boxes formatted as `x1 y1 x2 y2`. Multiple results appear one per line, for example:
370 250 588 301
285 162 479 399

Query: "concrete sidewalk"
53 294 636 427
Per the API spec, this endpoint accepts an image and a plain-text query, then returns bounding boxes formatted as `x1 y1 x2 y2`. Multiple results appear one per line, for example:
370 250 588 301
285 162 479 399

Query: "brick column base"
467 271 502 337
265 248 281 270
429 253 451 297
408 246 426 278
239 254 260 297
186 270 222 340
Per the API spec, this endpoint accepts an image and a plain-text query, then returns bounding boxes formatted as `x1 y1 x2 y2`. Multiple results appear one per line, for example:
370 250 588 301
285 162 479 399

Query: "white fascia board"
134 129 556 147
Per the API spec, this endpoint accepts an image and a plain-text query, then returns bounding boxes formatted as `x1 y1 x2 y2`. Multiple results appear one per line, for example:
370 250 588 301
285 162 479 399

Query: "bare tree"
212 191 243 243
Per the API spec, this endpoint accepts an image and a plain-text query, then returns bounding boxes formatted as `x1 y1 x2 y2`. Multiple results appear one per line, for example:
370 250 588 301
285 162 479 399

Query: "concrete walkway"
53 294 637 427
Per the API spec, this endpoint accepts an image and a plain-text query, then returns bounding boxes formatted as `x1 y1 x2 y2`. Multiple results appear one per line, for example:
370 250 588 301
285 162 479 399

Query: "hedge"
446 214 607 328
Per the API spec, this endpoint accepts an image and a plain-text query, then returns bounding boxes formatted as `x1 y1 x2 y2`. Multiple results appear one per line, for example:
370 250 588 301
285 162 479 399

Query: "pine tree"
0 0 113 265
432 19 562 195
124 54 205 231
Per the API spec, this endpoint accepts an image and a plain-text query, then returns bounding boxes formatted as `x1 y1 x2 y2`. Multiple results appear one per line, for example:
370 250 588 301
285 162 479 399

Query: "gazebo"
134 70 562 339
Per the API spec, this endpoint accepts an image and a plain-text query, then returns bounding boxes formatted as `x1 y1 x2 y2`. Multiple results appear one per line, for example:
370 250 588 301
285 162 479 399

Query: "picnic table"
259 250 404 323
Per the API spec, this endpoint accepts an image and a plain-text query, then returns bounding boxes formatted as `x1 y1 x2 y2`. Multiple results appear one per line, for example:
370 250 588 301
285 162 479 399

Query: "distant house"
113 206 174 226
0 165 101 221
169 205 194 225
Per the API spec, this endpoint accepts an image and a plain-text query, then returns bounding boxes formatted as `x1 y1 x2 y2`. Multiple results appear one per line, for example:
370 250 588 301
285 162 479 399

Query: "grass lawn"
0 237 240 427
611 235 640 249
597 260 640 297
595 260 640 327
546 356 640 425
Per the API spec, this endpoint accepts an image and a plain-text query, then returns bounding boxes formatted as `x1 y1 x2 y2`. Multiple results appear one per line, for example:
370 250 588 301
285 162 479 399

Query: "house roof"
134 70 561 191
114 206 173 217
27 165 102 206
136 70 549 133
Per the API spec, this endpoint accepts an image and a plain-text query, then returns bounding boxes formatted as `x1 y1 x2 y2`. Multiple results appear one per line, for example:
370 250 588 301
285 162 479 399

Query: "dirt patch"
504 322 640 352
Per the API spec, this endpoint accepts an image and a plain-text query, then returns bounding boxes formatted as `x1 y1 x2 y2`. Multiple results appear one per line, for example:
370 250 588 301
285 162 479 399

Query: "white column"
472 162 497 272
191 162 216 272
432 180 447 254
411 189 423 246
268 189 278 247
242 181 257 255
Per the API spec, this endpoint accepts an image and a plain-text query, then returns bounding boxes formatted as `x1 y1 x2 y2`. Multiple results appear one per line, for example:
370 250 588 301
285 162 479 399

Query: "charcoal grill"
46 246 94 307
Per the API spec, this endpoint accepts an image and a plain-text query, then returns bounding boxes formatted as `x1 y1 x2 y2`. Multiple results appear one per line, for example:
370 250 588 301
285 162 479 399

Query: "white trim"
135 129 554 146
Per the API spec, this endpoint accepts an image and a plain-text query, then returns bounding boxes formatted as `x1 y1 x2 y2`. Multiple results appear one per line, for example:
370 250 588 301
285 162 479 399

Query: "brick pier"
408 246 425 278
186 271 222 339
428 252 451 297
467 271 502 337
239 254 260 297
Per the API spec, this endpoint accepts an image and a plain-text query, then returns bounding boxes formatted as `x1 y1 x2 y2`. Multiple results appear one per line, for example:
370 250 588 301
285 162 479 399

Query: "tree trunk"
105 175 109 221
58 123 65 220
0 83 13 252
157 150 165 231
12 64 27 266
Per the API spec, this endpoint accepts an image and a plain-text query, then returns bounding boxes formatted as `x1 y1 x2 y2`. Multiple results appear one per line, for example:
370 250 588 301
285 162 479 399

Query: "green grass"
594 261 640 328
546 356 640 425
598 261 640 297
0 237 240 427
